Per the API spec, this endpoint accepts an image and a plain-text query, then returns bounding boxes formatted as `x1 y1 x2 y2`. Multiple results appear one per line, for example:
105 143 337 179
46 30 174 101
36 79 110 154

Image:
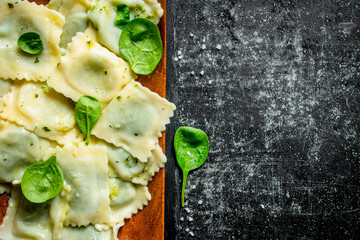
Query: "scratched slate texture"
165 0 360 239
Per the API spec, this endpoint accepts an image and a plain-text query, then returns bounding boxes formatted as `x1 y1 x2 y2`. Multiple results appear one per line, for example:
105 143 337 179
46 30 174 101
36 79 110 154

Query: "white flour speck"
286 191 290 198
216 44 222 50
201 44 206 49
198 200 203 205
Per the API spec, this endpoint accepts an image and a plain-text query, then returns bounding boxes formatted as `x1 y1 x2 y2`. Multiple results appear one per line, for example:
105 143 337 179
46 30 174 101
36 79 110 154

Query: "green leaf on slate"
174 126 209 207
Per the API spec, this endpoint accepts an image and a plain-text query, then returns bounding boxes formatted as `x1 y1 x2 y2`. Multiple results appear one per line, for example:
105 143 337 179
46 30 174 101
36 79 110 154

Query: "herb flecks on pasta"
0 0 175 238
0 0 64 82
88 0 163 55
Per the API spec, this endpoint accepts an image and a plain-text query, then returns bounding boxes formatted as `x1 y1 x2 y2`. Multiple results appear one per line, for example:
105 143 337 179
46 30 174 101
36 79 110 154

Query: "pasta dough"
108 178 151 226
107 143 166 185
13 196 53 240
0 187 53 240
0 79 12 98
48 31 135 104
93 80 175 162
60 225 112 240
45 145 111 227
47 0 91 50
88 0 163 55
0 183 11 194
1 81 81 145
0 0 64 82
0 121 52 184
0 187 21 240
0 0 174 239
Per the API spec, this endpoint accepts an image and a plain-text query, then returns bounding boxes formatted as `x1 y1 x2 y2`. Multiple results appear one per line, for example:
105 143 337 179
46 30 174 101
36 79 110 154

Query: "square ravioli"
0 187 53 240
0 0 172 238
47 0 92 50
0 0 64 82
92 80 176 162
105 143 167 185
0 121 52 184
0 81 81 145
88 0 163 55
45 145 110 228
108 178 151 226
48 30 135 104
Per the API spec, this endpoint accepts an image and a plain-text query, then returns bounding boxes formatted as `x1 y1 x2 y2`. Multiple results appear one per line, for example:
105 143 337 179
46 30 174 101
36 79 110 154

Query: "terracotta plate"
0 0 166 239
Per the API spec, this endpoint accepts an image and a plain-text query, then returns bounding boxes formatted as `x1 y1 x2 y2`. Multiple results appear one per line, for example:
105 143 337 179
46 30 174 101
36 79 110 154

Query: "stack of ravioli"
0 0 175 239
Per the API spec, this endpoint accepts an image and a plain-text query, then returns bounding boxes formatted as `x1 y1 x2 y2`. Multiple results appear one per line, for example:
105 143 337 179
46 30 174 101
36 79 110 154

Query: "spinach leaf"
75 95 101 145
174 126 209 207
119 18 162 75
18 32 43 55
115 4 130 30
21 154 64 203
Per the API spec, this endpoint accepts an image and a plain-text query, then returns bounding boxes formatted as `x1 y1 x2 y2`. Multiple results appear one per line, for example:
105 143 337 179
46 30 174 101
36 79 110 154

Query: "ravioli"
93 80 176 162
108 178 151 226
0 79 12 98
45 145 110 227
1 81 81 145
13 196 53 240
47 0 91 50
0 187 22 240
107 143 167 185
0 184 11 194
0 121 52 184
0 187 53 240
88 0 163 55
48 30 135 104
0 0 174 239
0 0 64 82
60 225 112 240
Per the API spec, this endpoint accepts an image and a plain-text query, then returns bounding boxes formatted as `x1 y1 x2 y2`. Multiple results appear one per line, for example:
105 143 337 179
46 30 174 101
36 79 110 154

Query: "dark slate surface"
165 0 360 239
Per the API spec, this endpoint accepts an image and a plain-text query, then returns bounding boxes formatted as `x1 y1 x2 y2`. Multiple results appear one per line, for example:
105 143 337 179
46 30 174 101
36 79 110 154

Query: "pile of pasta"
0 0 175 239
